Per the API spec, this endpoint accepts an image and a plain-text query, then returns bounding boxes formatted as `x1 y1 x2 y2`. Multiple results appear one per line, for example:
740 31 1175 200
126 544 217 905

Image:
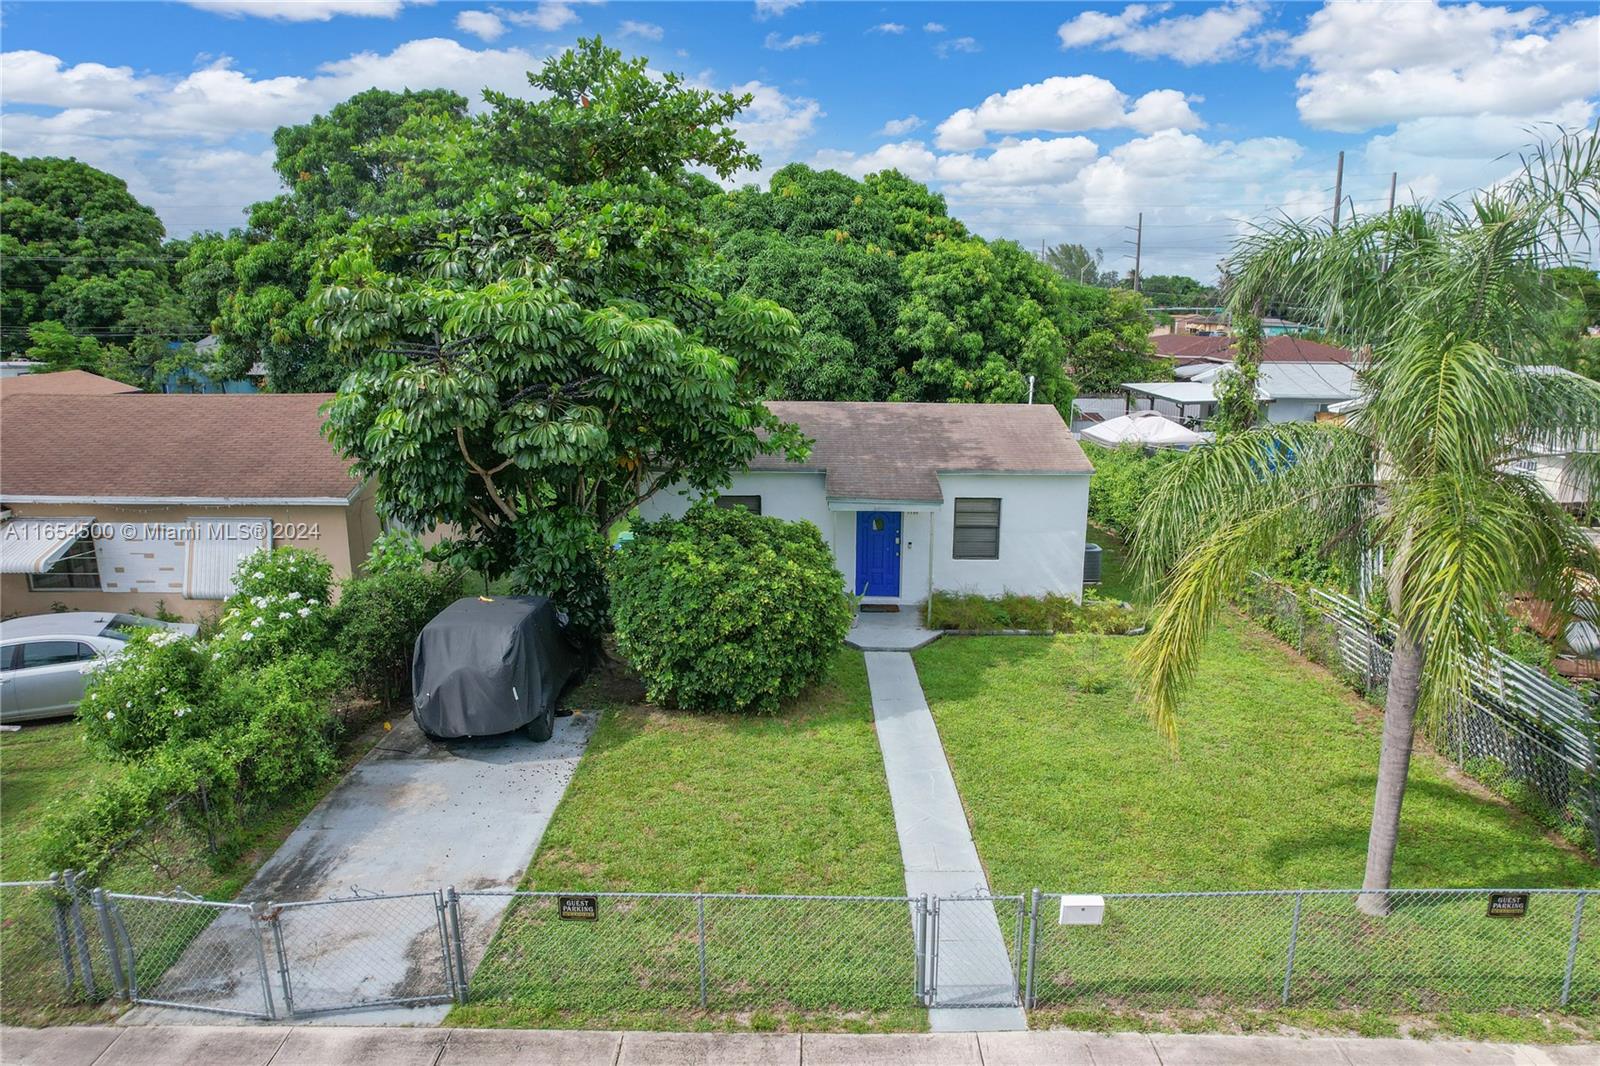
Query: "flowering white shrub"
214 547 335 668
79 630 217 759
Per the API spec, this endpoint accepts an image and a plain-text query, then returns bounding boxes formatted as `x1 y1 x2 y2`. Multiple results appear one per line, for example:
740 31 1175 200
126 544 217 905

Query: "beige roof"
0 370 142 396
0 393 360 503
753 401 1091 502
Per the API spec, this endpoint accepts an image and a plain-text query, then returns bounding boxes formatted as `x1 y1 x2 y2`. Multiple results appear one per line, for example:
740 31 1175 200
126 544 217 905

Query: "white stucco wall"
930 473 1089 599
637 468 1090 603
1265 399 1328 423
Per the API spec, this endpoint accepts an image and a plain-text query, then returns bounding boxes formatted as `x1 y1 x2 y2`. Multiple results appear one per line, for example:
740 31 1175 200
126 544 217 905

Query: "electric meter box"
1059 894 1105 925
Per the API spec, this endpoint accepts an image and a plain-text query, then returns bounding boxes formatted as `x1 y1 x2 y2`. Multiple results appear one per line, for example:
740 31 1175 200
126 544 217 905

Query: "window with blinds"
952 497 1001 559
714 495 762 514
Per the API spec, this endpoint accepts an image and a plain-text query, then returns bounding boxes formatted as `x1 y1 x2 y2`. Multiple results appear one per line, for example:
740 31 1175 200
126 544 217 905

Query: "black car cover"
412 595 584 739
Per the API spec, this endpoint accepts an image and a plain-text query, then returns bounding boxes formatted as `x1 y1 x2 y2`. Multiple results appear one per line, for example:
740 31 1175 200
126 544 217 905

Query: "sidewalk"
4 1025 1596 1066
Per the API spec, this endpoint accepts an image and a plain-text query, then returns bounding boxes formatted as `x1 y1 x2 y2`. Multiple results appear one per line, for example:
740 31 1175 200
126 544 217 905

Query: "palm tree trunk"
1358 624 1425 916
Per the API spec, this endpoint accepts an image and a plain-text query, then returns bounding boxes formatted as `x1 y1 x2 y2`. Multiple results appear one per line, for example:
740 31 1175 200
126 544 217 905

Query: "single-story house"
0 393 380 620
1125 361 1359 427
1152 333 1356 367
161 336 269 394
638 401 1094 606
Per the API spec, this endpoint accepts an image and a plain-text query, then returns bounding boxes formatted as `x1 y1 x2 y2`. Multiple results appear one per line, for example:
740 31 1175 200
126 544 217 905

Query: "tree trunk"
1358 624 1425 916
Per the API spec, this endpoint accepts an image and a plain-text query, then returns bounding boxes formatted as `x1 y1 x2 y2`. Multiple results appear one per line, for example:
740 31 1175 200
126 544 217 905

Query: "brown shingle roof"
0 393 360 502
752 402 1091 502
0 371 142 396
1152 333 1355 364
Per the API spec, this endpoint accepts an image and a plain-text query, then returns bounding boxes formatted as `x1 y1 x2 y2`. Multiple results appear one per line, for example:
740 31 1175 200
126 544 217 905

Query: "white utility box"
1058 894 1105 926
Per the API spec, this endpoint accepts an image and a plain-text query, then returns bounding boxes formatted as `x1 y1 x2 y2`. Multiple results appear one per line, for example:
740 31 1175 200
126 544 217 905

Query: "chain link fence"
5 877 1595 1021
1026 888 1597 1012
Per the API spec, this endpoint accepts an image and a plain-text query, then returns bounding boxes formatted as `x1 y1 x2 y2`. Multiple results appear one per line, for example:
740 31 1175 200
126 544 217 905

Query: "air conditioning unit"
1084 543 1103 585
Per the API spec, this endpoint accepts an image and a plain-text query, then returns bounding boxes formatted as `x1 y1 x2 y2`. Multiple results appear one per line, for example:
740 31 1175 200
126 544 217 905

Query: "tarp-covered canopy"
1080 411 1206 450
412 595 585 740
0 516 94 574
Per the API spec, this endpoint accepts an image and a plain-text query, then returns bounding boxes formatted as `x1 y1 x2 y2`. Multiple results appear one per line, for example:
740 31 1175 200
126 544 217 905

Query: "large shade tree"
1130 127 1600 910
315 40 805 634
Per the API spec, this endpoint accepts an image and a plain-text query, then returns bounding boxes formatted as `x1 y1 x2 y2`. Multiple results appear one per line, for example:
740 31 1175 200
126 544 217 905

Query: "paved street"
4 1025 1596 1066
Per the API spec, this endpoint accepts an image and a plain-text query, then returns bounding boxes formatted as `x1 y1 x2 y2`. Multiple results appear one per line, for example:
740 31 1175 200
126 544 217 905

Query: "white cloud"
503 1 589 32
869 22 905 35
727 80 823 155
1057 2 1267 65
182 1 411 20
764 31 822 51
754 0 803 19
812 140 940 182
936 136 1099 186
923 22 946 33
876 114 924 137
456 10 505 41
935 37 982 59
1290 3 1600 132
0 52 165 110
618 20 664 41
934 75 1202 150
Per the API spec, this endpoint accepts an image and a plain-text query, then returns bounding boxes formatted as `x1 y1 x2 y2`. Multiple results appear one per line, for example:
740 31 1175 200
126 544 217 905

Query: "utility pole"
1132 212 1143 292
1331 150 1345 231
1387 171 1397 215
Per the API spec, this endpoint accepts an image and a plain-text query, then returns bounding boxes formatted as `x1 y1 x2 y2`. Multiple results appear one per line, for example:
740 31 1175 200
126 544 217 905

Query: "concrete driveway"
122 711 596 1026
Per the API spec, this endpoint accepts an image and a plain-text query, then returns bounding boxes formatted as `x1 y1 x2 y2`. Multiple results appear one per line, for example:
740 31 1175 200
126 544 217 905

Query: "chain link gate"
267 890 456 1017
927 894 1025 1008
97 891 276 1019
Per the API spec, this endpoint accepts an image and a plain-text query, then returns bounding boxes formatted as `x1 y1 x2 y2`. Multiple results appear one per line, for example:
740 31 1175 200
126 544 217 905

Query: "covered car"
412 595 586 741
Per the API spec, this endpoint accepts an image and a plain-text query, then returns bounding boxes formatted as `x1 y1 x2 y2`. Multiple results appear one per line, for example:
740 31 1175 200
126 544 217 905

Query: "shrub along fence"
1237 575 1600 856
4 876 1594 1022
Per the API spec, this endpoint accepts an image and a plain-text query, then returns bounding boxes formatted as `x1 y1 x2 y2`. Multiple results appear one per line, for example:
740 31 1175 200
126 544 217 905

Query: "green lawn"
450 648 922 1033
1 720 121 883
914 620 1599 1019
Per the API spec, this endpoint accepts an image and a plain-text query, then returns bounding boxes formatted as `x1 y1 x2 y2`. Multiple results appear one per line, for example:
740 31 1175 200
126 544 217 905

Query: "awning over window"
0 516 94 573
185 517 271 600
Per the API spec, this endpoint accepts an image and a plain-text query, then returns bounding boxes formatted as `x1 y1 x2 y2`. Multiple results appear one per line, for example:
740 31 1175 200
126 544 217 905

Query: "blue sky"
3 1 1597 278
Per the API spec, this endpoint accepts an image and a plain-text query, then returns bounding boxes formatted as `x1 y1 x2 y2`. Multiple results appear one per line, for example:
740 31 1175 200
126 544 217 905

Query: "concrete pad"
0 1025 124 1066
1336 1037 1522 1065
439 1027 623 1066
90 1025 288 1066
1534 1046 1600 1066
268 1026 450 1066
618 1030 800 1065
801 1032 981 1066
1150 1033 1351 1065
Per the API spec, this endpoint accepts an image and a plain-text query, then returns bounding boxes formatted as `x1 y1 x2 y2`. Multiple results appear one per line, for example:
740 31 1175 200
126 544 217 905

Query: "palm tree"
1131 126 1600 913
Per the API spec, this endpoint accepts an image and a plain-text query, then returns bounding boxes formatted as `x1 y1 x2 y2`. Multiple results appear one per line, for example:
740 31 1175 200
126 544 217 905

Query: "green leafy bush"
214 547 335 667
927 591 1147 634
79 630 220 760
610 504 852 713
1082 442 1181 541
335 560 463 707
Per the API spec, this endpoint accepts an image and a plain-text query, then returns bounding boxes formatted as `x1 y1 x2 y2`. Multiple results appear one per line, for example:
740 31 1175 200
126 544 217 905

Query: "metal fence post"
249 903 278 1019
1280 891 1305 1006
912 896 927 1003
268 907 294 1018
48 873 78 993
62 870 97 1000
926 894 940 1006
90 889 126 999
1024 889 1042 1010
1561 891 1587 1008
446 887 469 1004
696 893 708 1009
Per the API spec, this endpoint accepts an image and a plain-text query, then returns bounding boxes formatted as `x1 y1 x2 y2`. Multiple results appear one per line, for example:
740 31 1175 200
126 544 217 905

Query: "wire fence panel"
462 892 923 1015
1029 889 1597 1013
103 892 273 1019
0 880 79 1022
270 891 453 1017
930 895 1024 1008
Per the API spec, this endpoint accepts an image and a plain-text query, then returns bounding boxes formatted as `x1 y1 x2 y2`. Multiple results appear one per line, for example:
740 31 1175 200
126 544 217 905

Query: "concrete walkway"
123 712 596 1026
846 610 943 651
6 1025 1595 1066
863 650 1027 1033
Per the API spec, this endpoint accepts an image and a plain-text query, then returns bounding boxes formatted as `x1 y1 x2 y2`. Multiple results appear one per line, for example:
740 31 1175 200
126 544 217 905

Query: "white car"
0 613 200 723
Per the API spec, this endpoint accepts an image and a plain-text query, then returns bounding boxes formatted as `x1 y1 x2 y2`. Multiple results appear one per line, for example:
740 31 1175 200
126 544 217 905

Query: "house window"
28 534 101 591
715 495 762 515
952 498 1001 559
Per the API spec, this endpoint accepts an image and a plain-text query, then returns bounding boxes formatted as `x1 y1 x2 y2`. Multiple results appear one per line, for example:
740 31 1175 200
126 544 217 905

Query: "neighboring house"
0 361 42 378
639 402 1094 606
1125 361 1359 427
0 370 141 397
0 393 380 620
1152 333 1356 366
161 336 268 393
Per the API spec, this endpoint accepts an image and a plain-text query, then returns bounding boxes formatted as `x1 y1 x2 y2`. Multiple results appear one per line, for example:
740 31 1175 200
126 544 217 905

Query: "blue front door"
855 511 901 597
